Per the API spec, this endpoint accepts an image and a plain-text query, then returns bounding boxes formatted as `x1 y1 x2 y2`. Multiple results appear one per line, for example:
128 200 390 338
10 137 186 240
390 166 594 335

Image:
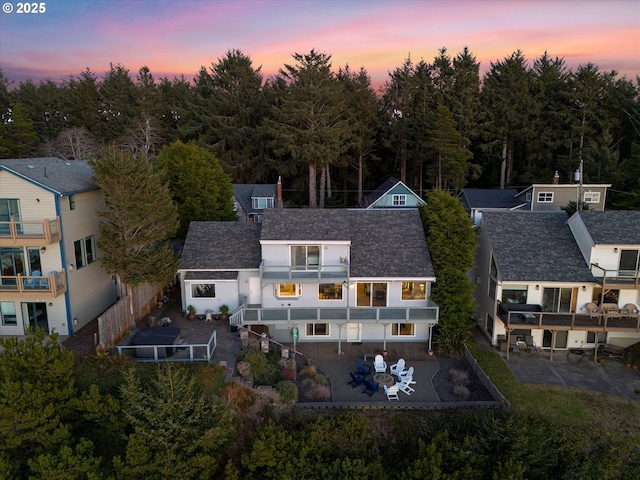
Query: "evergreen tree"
155 140 236 237
419 191 476 353
2 102 39 158
90 144 179 321
269 50 351 207
115 364 233 478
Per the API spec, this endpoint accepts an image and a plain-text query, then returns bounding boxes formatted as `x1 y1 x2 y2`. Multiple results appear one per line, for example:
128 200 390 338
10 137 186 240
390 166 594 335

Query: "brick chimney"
552 170 559 184
277 176 283 208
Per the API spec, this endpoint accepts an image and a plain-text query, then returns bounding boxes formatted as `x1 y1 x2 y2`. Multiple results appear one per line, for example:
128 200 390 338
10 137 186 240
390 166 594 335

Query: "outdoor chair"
384 384 400 401
524 335 537 354
509 337 520 353
396 380 415 395
362 380 379 397
357 358 371 376
585 302 599 318
23 270 41 289
389 358 405 377
398 366 413 383
373 354 387 373
348 372 365 388
622 303 639 319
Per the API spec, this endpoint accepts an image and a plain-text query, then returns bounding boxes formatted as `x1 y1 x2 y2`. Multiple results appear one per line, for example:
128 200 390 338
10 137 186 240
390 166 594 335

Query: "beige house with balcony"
0 158 117 337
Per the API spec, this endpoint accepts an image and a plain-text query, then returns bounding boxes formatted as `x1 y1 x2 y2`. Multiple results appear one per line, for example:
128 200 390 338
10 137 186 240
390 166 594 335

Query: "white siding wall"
184 280 239 314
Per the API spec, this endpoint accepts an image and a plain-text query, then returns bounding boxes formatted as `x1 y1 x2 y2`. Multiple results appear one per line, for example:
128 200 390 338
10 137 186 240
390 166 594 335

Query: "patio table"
373 372 394 388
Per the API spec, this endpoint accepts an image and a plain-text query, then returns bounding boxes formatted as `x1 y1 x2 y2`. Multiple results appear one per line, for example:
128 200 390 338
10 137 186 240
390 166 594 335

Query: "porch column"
549 331 557 361
337 323 343 355
382 323 389 350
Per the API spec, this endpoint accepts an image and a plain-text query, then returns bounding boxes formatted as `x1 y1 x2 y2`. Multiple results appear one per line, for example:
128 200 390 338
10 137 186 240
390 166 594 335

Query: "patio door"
22 302 49 334
542 330 568 349
1 247 25 286
346 323 361 342
356 282 387 307
619 249 639 276
542 287 575 313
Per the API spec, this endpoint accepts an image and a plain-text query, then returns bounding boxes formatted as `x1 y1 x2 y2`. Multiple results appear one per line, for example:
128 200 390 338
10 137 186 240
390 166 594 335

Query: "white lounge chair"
384 384 399 401
398 366 413 382
396 380 415 395
389 358 405 377
373 354 387 373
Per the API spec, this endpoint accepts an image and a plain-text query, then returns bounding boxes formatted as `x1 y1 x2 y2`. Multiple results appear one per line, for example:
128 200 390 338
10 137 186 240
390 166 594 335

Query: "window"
192 284 215 298
542 287 574 312
74 235 96 269
252 197 273 209
583 191 600 203
490 255 497 278
402 281 426 300
306 323 329 336
319 283 342 300
392 194 406 206
537 192 553 203
291 245 320 270
275 283 301 298
586 331 606 344
0 302 17 326
391 323 415 336
69 195 76 210
525 192 532 202
0 199 20 234
248 214 263 222
501 285 528 305
489 278 497 300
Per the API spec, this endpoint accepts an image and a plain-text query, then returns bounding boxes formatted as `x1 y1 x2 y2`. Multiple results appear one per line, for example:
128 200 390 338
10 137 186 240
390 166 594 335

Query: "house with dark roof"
459 188 522 226
232 178 283 222
360 177 425 209
0 158 117 337
473 210 640 357
179 208 439 348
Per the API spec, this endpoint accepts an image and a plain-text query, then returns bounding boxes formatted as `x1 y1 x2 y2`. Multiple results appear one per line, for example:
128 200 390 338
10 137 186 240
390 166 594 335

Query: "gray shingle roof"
181 209 435 279
482 211 594 282
460 188 520 210
262 209 435 278
0 157 98 195
180 222 262 270
577 210 640 245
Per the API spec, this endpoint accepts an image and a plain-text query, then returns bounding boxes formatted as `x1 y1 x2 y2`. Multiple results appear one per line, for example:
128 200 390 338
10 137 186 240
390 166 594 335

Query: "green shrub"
449 368 469 386
276 381 298 404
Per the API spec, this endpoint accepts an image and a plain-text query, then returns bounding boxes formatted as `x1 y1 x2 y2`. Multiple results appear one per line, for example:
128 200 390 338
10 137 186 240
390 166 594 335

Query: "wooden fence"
96 283 164 352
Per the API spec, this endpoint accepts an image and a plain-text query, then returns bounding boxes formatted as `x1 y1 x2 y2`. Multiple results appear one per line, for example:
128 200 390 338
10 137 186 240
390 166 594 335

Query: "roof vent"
28 165 34 169
65 162 71 166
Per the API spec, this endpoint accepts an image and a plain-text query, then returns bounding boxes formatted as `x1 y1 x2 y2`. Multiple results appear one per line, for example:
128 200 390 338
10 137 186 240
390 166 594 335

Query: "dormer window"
537 192 553 203
252 197 273 209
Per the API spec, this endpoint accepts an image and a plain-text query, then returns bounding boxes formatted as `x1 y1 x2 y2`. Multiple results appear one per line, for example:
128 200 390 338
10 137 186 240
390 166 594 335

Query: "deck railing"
0 218 61 244
590 263 640 289
230 303 439 326
115 330 217 362
260 260 349 282
0 270 66 297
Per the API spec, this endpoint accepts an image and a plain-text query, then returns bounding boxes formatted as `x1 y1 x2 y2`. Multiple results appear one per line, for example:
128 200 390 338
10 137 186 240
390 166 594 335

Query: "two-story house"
0 158 117 337
233 178 283 222
515 171 610 211
179 209 439 350
473 210 640 357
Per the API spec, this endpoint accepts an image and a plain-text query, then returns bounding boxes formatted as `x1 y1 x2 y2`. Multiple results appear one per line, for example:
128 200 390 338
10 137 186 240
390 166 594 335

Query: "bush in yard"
239 350 279 386
453 384 471 399
303 384 331 402
449 368 470 386
236 361 251 378
276 381 298 404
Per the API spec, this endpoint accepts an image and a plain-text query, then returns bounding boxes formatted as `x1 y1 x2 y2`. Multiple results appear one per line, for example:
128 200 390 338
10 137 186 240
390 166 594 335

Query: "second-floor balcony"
230 301 439 326
0 270 67 298
590 263 640 289
260 260 349 283
0 218 61 246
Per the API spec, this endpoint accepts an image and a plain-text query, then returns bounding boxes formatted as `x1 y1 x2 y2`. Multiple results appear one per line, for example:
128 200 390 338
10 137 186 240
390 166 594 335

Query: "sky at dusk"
1 0 639 90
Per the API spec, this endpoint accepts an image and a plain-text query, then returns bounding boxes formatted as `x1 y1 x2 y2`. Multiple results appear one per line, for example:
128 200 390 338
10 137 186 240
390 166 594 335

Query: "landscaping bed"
432 354 494 402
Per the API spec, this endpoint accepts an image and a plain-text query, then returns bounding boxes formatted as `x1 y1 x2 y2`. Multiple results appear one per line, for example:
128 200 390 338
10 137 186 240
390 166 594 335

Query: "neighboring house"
473 210 640 355
459 188 521 226
179 209 439 349
360 177 425 209
0 158 117 337
233 178 283 222
515 172 610 211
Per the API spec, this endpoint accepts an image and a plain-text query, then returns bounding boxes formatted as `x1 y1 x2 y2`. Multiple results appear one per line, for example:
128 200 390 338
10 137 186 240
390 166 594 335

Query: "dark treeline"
1 47 639 208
